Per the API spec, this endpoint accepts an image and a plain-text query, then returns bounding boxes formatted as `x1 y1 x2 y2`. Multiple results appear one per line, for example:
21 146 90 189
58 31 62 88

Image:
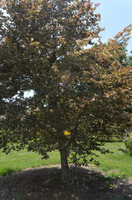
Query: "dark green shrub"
125 138 132 155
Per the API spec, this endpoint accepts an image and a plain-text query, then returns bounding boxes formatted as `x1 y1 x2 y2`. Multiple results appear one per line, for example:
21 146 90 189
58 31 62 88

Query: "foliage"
114 47 132 67
0 0 132 181
128 51 132 66
125 138 132 155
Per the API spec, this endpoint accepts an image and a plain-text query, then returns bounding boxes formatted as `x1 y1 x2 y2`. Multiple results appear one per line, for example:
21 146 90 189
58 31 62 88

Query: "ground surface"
0 164 132 200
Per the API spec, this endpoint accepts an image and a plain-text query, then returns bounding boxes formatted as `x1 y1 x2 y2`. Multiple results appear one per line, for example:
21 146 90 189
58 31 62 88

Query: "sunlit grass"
89 142 132 178
0 148 60 176
0 142 132 179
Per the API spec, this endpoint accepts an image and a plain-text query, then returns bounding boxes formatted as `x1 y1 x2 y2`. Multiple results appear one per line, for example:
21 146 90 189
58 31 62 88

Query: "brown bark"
60 147 68 182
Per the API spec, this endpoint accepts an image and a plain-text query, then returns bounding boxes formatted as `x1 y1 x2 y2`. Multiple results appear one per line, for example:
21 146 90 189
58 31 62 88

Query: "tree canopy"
0 0 132 181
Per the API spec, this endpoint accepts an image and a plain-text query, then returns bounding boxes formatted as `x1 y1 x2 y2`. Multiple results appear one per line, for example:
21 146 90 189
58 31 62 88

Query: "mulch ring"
0 164 132 200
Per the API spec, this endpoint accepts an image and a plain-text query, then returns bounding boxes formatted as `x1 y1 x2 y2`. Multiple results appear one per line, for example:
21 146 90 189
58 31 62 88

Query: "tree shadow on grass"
0 165 132 200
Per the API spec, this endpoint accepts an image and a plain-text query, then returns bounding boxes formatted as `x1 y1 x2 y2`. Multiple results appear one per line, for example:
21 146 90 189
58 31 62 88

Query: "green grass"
0 148 60 176
0 142 132 179
89 142 132 179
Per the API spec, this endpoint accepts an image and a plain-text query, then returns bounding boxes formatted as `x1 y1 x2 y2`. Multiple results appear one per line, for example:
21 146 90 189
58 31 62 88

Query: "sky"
91 0 132 54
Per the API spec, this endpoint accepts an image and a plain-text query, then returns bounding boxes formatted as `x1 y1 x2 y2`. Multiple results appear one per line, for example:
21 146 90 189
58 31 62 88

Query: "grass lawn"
89 142 132 179
0 149 60 176
0 142 132 179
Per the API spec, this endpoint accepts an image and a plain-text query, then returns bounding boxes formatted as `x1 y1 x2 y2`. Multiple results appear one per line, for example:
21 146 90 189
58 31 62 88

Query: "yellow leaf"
64 131 70 136
31 38 34 42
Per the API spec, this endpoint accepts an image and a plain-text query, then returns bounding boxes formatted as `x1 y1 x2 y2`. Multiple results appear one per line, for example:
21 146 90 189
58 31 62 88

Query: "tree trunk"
60 147 68 182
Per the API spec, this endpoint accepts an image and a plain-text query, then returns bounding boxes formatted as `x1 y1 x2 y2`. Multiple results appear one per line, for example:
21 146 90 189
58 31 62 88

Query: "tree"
128 51 132 66
111 47 132 67
0 0 132 182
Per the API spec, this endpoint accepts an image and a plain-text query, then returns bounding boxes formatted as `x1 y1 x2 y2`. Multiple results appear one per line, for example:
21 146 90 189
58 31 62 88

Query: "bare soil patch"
0 165 132 200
